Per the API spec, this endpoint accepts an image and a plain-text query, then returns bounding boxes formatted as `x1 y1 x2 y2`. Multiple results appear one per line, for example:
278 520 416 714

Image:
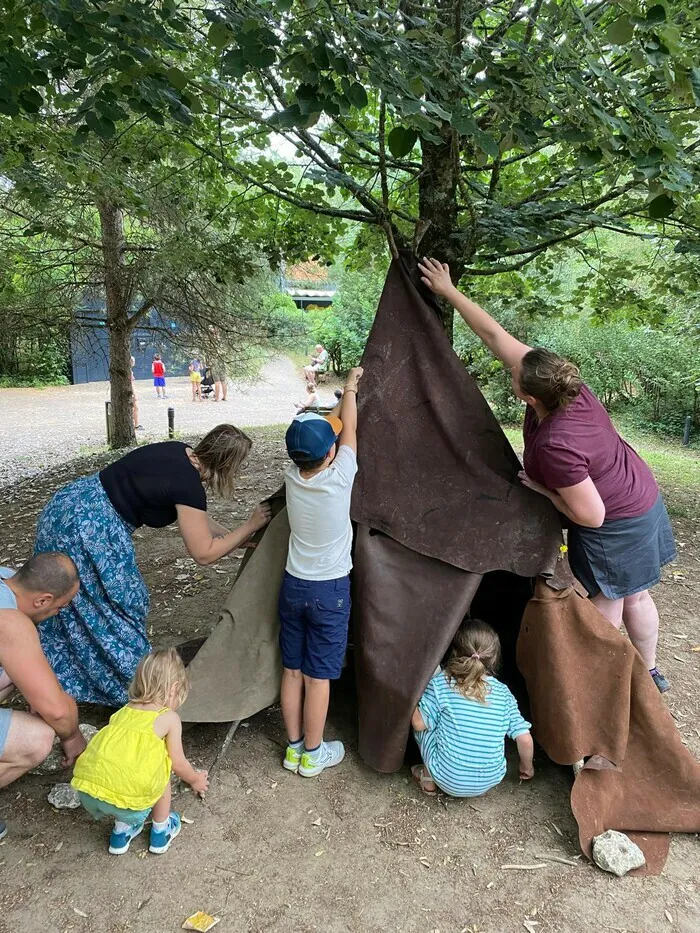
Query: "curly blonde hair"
445 619 501 704
129 648 190 709
193 424 252 498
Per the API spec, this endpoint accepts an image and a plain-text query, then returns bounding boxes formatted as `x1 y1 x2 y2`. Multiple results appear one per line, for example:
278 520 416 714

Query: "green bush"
0 337 69 387
305 264 386 373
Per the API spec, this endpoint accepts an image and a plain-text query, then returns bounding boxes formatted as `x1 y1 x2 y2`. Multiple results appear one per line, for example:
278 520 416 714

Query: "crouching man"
0 553 86 838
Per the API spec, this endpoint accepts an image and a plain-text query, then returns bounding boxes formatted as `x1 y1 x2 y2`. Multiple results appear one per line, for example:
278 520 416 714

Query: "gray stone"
31 723 98 775
48 783 81 809
592 829 646 876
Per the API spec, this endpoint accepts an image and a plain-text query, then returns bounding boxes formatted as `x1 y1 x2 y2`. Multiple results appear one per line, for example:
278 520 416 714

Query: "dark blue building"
71 300 189 384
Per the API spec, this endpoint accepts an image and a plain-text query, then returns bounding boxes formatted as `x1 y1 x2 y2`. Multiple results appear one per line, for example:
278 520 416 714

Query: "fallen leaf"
315 850 324 857
181 815 195 825
312 817 322 826
182 912 221 932
270 782 278 789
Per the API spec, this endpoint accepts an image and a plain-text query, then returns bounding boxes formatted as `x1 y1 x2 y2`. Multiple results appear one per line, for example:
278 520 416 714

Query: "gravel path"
0 357 340 487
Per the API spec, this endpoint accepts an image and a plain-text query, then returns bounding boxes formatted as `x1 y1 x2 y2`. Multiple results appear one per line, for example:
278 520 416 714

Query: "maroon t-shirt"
523 385 658 521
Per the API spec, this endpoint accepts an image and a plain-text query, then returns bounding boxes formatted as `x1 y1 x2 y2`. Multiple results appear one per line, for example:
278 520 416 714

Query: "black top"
100 442 207 529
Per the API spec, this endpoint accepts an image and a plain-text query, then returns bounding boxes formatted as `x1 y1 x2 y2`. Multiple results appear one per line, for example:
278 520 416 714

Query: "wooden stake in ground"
201 720 241 795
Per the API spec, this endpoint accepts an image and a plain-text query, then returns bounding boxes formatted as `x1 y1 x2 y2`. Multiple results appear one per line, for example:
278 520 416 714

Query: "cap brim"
324 415 343 436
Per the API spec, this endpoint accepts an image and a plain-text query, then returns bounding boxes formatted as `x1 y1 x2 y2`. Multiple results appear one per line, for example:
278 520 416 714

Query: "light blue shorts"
0 708 11 758
77 791 151 826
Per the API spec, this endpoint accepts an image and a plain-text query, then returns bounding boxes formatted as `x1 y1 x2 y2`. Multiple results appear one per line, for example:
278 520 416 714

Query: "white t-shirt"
284 446 358 581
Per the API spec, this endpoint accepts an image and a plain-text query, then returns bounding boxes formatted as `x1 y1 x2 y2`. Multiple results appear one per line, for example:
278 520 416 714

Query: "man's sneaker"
283 745 302 773
108 821 145 855
650 667 670 693
149 813 181 854
298 741 345 778
0 819 7 841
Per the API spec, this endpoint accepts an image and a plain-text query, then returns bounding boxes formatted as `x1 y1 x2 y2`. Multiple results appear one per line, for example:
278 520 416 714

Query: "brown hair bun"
519 348 582 411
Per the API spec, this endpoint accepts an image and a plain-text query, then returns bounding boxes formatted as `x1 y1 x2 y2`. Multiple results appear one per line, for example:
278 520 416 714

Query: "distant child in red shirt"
152 354 167 399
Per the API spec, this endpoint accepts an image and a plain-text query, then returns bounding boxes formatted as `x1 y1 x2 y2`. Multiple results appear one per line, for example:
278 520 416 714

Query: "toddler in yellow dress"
72 648 208 855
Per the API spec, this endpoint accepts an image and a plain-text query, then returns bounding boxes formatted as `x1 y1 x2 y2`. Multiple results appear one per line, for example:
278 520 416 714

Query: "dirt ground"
0 430 699 933
0 357 342 487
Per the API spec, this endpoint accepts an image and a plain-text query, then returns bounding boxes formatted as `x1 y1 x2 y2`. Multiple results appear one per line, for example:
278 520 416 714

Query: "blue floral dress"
35 474 150 705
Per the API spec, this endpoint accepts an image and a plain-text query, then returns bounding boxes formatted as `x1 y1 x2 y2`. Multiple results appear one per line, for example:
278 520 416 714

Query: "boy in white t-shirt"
279 366 364 777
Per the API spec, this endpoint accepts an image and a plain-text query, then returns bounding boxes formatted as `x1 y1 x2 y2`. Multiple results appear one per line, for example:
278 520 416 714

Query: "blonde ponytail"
446 619 501 704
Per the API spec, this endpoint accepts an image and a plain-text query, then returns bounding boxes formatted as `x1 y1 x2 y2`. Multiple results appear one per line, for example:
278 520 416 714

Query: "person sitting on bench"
303 345 329 383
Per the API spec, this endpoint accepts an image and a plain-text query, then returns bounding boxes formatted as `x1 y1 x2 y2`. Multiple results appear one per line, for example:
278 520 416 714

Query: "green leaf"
648 192 674 219
645 4 666 25
85 110 116 138
166 67 188 90
347 82 368 109
268 104 303 129
387 126 418 158
222 49 246 78
606 15 634 45
18 88 43 113
244 45 276 68
579 147 603 167
690 67 700 106
208 22 231 49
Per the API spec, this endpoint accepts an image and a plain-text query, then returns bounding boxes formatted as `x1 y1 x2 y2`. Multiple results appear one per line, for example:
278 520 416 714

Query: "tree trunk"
98 201 135 448
418 133 462 344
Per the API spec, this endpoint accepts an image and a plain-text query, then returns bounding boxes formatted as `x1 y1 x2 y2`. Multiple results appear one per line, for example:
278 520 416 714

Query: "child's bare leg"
151 781 171 824
302 675 330 749
281 668 304 741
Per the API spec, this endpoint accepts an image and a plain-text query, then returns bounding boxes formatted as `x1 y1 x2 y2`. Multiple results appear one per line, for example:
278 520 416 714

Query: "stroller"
200 366 215 399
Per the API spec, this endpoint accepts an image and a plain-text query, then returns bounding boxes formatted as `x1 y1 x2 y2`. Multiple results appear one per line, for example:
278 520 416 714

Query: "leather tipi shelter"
181 256 700 874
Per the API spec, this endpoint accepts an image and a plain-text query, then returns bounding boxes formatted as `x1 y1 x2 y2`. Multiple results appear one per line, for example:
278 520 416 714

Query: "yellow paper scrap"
182 912 221 932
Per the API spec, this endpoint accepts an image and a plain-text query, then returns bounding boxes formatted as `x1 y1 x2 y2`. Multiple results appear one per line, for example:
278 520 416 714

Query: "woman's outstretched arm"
177 502 272 566
418 257 532 367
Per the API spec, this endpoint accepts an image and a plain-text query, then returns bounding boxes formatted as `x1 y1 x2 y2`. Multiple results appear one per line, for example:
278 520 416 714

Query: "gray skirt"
568 494 676 600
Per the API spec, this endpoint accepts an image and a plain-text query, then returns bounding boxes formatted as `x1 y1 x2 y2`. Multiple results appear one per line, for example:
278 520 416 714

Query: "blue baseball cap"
285 412 342 463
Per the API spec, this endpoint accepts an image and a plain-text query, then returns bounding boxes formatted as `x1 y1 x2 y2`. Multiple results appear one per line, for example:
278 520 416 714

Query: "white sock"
114 820 133 834
152 817 169 832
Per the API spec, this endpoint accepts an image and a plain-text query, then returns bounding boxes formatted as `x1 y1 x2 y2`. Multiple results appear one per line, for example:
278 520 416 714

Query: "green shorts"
77 791 151 826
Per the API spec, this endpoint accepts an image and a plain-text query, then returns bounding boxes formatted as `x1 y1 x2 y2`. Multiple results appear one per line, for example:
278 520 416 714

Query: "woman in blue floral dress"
35 425 271 705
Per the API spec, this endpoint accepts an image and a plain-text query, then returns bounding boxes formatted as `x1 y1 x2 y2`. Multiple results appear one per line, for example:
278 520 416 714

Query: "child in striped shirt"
411 619 534 797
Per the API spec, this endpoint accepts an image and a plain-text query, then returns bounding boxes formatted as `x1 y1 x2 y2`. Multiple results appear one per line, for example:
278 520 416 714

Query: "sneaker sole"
298 750 346 778
283 759 300 773
149 822 182 855
108 823 144 855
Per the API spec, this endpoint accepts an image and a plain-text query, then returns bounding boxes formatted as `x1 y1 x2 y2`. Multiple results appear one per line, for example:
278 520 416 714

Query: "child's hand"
189 769 209 795
519 764 535 781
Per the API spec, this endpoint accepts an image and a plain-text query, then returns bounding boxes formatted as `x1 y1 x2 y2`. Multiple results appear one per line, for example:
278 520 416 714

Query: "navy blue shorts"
278 572 351 680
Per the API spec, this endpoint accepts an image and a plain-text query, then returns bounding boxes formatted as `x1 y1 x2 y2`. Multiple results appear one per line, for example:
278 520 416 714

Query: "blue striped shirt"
416 670 531 797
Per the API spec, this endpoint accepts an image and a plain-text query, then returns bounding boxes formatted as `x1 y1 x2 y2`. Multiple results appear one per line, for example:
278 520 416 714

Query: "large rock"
31 723 98 774
592 829 646 876
48 783 81 809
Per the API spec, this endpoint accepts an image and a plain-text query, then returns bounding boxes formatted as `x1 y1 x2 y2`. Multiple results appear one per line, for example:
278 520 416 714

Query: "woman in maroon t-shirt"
419 258 676 693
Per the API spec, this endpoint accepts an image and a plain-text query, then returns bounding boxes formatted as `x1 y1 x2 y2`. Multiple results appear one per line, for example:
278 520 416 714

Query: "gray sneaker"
298 741 345 777
650 668 670 693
